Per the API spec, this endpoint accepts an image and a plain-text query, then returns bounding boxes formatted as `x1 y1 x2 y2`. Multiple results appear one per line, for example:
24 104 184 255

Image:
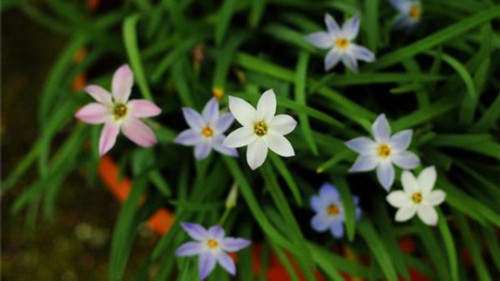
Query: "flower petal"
199 252 217 280
418 166 437 194
256 89 276 123
325 48 342 71
263 132 294 157
392 151 420 169
310 195 324 212
330 220 344 238
75 103 109 124
351 44 375 62
311 214 331 232
207 225 225 240
215 113 234 132
112 64 134 103
195 141 212 160
401 170 419 193
376 162 395 190
325 13 341 37
202 98 219 125
180 222 208 241
341 54 359 72
386 190 412 208
175 129 202 146
217 252 236 276
389 0 412 13
99 121 120 156
246 138 268 170
127 99 161 118
228 96 256 127
121 118 157 147
269 114 297 135
345 137 377 155
395 205 417 222
175 242 203 257
417 205 438 226
213 135 238 157
319 183 339 202
349 155 379 172
221 237 251 252
390 130 412 152
342 12 360 40
84 85 112 106
182 108 205 130
223 127 257 148
426 190 446 206
304 32 333 49
393 14 417 30
372 114 391 143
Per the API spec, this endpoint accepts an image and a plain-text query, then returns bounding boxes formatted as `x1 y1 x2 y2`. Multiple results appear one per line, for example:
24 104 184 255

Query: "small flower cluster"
74 7 440 279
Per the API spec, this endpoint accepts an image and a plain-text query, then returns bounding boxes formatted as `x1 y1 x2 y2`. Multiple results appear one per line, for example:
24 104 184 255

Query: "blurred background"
1 7 157 280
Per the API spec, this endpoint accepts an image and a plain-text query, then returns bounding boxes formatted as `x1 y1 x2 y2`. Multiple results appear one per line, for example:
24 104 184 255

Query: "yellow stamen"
113 104 127 119
335 38 349 49
213 88 223 101
377 144 391 159
202 127 213 137
327 204 340 216
254 121 268 136
207 239 218 249
411 192 422 204
409 5 421 20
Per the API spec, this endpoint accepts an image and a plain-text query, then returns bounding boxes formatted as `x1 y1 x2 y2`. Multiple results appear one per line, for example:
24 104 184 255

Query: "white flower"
222 89 297 170
389 0 422 30
386 166 446 226
304 12 375 72
345 113 420 190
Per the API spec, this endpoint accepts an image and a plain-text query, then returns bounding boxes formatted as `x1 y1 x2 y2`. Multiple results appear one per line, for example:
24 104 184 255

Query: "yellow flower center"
327 204 340 216
202 126 213 137
411 192 422 204
377 144 391 159
335 38 349 49
113 104 127 119
207 239 219 249
254 121 268 136
409 5 421 20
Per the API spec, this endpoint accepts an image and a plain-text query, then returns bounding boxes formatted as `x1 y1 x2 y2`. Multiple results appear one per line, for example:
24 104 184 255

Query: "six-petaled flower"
175 98 238 160
223 89 297 170
310 183 362 238
75 64 161 156
345 114 420 190
176 223 251 280
389 0 422 30
386 166 446 226
305 12 375 72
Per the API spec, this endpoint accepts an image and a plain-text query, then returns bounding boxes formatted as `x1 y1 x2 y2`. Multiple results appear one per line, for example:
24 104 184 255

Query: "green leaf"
437 209 459 281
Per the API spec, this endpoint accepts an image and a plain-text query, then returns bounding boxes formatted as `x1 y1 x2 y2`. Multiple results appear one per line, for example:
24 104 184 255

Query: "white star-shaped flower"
345 113 420 190
223 89 297 170
386 166 446 226
305 12 375 72
389 0 422 30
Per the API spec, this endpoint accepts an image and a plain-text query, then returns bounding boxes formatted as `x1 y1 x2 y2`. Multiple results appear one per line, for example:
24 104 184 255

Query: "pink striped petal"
112 64 134 103
127 99 161 118
84 85 112 106
121 118 157 147
99 121 120 156
75 103 109 124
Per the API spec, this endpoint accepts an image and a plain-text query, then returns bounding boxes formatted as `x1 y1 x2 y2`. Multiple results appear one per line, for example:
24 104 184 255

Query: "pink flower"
75 64 161 156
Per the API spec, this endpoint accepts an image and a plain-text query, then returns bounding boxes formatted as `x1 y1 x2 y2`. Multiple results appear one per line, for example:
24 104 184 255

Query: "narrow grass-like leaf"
436 209 459 281
215 0 238 45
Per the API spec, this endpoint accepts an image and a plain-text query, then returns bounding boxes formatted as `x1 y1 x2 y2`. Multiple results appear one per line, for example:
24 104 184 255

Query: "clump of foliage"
3 0 500 280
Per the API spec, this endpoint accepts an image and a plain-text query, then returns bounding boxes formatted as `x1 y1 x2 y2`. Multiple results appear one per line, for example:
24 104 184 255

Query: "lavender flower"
389 0 422 30
175 98 238 160
176 223 251 280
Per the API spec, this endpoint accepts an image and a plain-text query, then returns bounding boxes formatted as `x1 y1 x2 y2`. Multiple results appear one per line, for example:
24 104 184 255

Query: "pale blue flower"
389 0 422 30
345 114 420 190
175 98 238 160
176 223 251 280
310 183 362 238
305 12 375 72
